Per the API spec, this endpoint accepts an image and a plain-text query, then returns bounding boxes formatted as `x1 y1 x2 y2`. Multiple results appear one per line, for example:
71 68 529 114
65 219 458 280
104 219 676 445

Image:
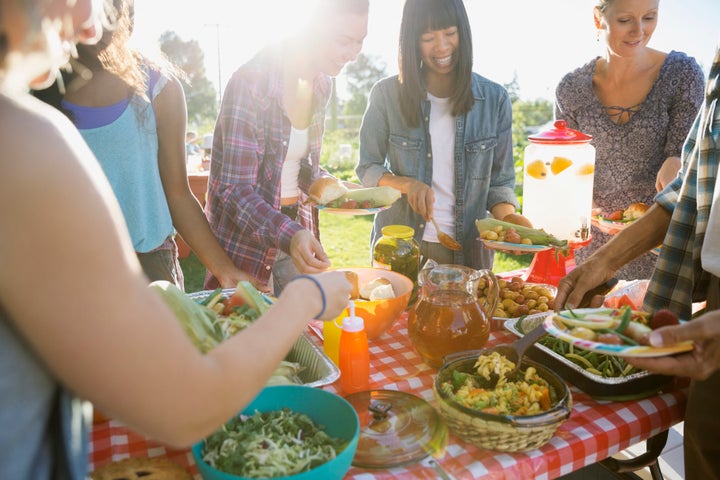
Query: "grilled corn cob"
475 218 568 254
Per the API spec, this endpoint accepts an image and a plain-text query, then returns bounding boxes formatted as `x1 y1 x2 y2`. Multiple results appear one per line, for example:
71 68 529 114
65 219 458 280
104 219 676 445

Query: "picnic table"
89 312 685 479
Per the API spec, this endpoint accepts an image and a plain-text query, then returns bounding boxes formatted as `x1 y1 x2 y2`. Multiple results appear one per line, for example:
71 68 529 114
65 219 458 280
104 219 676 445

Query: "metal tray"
187 289 339 388
505 313 672 401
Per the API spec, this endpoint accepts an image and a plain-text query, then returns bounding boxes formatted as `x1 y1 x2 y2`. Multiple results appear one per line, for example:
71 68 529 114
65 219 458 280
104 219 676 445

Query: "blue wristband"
293 274 327 320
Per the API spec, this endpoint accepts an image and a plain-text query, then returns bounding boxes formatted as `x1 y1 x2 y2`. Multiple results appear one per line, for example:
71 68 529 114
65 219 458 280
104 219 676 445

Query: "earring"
420 59 424 69
596 30 601 42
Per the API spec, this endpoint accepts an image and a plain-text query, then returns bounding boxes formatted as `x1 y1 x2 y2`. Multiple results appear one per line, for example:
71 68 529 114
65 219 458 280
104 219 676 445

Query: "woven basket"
433 355 572 452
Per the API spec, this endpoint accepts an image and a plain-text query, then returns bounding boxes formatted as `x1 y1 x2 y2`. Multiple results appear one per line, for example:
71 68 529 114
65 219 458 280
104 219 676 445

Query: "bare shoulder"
152 74 186 120
0 94 91 178
153 74 186 104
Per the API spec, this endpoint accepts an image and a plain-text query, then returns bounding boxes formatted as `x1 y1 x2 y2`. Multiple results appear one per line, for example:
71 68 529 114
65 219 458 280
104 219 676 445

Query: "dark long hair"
398 0 474 128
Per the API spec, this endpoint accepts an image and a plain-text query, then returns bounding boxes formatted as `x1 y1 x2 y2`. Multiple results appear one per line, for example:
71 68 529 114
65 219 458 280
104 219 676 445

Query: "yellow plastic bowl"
335 267 413 340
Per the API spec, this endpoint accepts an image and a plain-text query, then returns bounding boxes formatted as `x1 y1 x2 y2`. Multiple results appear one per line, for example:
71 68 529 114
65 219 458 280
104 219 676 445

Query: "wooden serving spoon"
431 217 462 251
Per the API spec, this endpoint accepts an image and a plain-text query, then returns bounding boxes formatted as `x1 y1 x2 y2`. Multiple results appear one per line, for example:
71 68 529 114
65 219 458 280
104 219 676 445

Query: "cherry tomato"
606 210 624 221
650 309 680 330
222 293 246 316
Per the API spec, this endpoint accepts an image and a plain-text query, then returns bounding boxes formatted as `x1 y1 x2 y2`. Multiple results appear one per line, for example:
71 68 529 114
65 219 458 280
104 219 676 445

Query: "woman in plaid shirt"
204 0 369 294
555 44 720 480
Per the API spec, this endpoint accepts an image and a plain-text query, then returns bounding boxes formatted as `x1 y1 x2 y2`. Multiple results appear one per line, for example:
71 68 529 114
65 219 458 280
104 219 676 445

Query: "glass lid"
344 389 447 469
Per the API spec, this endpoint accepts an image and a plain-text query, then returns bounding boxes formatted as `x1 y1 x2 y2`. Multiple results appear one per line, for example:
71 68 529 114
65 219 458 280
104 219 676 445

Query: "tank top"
61 69 175 253
0 306 90 479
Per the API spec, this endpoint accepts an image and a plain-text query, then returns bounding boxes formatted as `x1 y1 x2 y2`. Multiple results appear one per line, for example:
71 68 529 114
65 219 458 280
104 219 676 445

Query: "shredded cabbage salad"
203 409 347 477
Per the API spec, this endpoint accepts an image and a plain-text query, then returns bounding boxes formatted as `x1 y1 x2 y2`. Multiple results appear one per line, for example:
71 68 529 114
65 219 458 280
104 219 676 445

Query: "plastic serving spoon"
431 217 462 251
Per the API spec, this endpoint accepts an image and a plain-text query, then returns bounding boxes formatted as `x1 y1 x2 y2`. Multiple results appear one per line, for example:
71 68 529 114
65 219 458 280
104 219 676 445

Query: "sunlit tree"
159 31 218 126
342 53 387 117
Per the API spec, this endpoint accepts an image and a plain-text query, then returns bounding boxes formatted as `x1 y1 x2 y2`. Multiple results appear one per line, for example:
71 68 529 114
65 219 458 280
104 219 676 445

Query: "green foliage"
179 252 207 293
493 253 534 275
159 31 218 125
320 129 361 182
319 212 374 268
504 79 554 208
342 53 387 117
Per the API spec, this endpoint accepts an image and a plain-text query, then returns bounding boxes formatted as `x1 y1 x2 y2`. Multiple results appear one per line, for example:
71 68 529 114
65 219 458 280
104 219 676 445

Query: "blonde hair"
595 0 614 14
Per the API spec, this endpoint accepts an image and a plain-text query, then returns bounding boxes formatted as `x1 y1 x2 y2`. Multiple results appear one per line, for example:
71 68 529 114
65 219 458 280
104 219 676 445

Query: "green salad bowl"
192 385 359 480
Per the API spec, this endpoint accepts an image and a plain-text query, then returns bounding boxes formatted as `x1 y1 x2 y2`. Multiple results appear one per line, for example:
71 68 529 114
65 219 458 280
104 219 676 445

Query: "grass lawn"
180 211 532 293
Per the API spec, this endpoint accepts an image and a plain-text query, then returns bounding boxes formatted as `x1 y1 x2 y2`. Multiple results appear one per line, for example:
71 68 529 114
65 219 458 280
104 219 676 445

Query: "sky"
132 0 720 102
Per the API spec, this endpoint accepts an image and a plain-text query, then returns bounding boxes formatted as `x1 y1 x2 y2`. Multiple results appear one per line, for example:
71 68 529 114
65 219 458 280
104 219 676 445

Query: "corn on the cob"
475 218 568 254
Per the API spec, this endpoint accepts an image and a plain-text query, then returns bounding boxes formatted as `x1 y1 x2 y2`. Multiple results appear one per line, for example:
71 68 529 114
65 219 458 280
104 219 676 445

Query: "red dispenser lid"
528 120 592 144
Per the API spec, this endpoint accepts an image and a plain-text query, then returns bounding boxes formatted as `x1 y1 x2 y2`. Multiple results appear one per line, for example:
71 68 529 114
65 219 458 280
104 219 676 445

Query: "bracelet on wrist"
293 274 327 320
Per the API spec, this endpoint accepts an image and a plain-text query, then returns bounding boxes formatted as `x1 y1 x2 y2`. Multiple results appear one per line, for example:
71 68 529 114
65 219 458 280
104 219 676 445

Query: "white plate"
481 240 552 253
544 308 694 358
316 205 391 215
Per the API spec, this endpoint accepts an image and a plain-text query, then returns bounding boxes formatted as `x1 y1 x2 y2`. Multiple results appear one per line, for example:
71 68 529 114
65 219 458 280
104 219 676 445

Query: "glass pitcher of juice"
407 260 499 368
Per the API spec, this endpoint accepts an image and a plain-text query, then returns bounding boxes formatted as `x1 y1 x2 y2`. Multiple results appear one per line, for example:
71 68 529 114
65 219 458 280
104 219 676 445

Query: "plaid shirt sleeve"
645 46 720 318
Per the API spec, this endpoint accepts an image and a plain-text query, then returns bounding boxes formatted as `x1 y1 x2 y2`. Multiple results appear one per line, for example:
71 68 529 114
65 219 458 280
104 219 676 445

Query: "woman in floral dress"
554 0 704 280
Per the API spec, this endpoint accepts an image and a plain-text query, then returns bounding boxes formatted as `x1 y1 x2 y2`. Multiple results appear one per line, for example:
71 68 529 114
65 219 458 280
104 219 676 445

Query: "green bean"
565 353 595 369
597 328 638 346
614 307 632 334
610 355 627 375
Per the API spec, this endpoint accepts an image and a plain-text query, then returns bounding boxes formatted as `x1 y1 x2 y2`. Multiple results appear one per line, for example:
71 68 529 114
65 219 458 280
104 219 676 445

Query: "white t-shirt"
281 127 309 199
423 93 456 243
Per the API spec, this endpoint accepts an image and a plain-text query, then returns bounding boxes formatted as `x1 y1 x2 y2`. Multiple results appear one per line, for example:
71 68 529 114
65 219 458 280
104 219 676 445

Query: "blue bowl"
192 385 359 480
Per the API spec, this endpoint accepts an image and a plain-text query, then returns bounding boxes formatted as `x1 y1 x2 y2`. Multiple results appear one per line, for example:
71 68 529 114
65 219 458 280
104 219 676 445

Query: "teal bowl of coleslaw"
192 385 359 480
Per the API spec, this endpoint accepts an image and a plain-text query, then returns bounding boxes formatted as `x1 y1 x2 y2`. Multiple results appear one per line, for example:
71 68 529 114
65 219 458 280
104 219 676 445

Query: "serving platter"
481 240 551 253
544 308 694 358
316 205 391 215
505 314 673 400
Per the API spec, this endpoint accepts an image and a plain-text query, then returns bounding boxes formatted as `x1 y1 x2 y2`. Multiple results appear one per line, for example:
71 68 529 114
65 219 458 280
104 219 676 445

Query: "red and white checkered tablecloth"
89 313 686 480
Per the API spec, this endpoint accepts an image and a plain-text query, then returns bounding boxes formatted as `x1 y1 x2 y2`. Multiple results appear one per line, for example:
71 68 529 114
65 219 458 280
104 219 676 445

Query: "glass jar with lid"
372 225 420 302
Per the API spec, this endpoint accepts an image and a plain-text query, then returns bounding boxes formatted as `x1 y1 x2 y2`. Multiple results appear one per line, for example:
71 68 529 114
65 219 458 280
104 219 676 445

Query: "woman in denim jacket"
356 0 529 270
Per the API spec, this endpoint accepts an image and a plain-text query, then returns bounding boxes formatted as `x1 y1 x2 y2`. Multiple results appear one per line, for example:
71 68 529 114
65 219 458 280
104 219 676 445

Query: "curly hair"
69 0 147 100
